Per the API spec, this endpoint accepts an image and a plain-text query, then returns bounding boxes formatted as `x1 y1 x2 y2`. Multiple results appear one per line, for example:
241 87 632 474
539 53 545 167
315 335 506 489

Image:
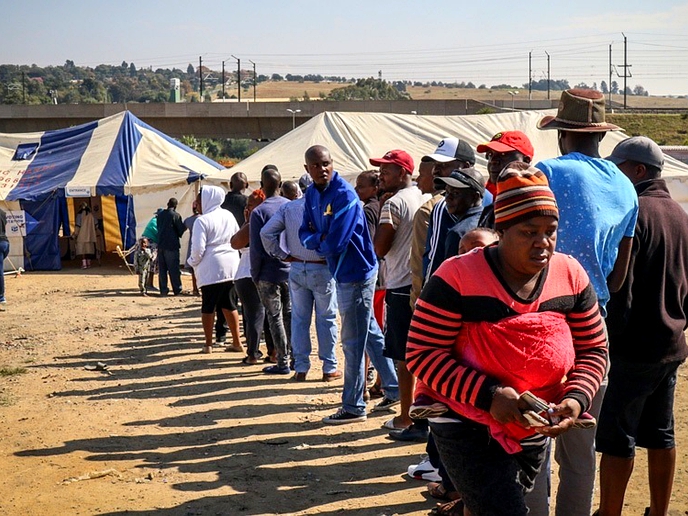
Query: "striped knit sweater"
407 246 607 452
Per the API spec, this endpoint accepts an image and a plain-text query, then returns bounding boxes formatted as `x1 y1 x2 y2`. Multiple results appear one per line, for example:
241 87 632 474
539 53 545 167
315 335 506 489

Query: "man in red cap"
476 131 534 229
369 149 428 436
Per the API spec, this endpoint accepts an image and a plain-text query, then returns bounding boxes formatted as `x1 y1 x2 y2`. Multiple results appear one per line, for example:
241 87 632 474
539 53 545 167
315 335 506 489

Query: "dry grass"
0 366 27 377
245 81 688 109
607 114 688 145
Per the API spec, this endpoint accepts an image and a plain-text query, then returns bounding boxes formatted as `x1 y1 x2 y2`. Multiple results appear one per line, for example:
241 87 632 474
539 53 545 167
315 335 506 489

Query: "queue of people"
116 87 686 516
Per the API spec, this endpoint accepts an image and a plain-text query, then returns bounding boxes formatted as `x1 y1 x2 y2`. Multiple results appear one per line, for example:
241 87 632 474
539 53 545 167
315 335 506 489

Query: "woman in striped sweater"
406 163 607 516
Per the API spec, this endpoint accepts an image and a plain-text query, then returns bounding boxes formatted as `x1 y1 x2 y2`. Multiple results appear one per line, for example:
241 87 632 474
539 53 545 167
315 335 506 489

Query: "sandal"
242 356 259 365
431 499 464 516
382 417 408 430
427 482 461 501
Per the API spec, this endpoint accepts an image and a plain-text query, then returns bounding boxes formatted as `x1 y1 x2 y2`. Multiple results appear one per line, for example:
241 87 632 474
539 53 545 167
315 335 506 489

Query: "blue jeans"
158 248 182 295
0 239 9 302
289 262 338 374
337 271 398 416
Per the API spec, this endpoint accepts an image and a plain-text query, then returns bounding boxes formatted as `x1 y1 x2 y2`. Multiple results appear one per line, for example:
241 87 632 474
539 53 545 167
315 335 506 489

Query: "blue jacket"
299 172 377 284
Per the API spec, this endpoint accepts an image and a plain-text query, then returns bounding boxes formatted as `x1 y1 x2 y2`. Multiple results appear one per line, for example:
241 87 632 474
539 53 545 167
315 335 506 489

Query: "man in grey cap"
595 137 688 516
433 168 486 260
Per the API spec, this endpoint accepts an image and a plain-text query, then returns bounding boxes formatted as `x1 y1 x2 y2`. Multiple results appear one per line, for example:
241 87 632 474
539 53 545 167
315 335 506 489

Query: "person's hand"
490 386 530 428
535 398 582 437
379 192 394 205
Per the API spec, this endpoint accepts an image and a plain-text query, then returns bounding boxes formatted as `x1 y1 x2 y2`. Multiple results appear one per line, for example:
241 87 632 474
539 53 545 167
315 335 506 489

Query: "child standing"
134 237 153 296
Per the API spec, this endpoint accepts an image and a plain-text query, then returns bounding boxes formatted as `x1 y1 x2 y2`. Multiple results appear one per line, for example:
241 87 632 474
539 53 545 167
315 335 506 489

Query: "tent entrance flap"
20 194 66 271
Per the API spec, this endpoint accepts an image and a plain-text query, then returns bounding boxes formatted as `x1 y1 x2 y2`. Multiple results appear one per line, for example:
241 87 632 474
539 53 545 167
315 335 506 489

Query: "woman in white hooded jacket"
188 186 241 353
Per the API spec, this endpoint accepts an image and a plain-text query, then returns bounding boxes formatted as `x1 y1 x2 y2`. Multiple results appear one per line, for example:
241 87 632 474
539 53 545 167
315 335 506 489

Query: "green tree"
326 78 411 101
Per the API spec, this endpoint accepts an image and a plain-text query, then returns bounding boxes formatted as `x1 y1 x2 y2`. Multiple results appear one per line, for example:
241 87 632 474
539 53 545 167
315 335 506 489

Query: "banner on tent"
65 186 92 197
6 210 39 236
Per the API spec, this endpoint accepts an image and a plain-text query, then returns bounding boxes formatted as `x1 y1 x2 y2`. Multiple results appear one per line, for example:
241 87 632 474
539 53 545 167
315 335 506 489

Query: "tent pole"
124 193 133 251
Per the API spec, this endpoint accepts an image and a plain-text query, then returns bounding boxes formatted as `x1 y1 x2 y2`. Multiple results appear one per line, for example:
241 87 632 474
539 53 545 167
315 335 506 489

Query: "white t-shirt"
235 247 251 280
379 186 425 289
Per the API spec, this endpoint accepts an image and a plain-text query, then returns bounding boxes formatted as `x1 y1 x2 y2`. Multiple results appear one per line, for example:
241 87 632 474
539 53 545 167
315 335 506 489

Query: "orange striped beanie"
494 162 558 230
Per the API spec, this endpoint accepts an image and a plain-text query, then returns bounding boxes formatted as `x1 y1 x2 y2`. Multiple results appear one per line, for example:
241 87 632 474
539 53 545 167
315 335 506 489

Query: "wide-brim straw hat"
537 88 622 132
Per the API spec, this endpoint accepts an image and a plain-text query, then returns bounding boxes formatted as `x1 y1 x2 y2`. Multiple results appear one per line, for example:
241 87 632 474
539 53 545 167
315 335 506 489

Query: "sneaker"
322 407 366 425
0 300 6 311
389 423 429 443
262 365 291 375
407 456 442 482
371 396 400 413
409 397 448 420
322 370 343 382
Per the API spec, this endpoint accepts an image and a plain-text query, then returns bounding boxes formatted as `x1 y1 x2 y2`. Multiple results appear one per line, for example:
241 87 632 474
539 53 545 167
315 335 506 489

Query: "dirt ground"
1 262 687 516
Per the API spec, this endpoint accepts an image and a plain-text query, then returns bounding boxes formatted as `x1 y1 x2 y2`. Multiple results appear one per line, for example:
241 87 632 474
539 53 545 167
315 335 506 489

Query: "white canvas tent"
212 111 688 211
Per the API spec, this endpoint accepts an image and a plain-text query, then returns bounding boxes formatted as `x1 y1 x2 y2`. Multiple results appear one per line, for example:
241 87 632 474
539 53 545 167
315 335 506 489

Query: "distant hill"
2 61 684 108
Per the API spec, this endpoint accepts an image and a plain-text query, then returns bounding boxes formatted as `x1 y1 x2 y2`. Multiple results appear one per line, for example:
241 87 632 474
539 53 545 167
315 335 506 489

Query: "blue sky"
3 0 688 95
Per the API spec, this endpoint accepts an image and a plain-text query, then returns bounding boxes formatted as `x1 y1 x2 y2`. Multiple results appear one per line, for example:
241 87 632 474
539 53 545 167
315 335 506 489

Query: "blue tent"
0 111 225 270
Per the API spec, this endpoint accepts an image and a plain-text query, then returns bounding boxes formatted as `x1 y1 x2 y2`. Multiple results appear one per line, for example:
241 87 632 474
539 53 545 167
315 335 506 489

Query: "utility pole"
249 60 256 102
608 43 612 107
528 51 532 101
22 71 25 104
199 56 203 102
232 55 240 102
222 60 225 100
623 33 629 108
545 51 550 100
616 33 632 109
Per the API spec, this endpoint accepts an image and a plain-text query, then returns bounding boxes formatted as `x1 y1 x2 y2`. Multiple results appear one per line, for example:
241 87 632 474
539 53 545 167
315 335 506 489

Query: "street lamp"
286 108 301 130
507 90 518 109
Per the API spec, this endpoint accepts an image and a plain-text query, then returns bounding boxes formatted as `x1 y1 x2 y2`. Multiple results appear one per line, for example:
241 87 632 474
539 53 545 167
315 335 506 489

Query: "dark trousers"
236 277 274 359
431 421 547 516
0 239 9 301
215 306 228 339
158 248 182 295
256 280 291 368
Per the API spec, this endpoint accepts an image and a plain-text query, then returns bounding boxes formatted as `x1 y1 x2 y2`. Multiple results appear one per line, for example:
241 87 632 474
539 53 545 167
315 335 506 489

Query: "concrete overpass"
0 99 555 140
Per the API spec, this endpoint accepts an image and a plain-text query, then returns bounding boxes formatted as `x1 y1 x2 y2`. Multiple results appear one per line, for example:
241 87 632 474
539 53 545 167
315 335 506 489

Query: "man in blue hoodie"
300 145 399 424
